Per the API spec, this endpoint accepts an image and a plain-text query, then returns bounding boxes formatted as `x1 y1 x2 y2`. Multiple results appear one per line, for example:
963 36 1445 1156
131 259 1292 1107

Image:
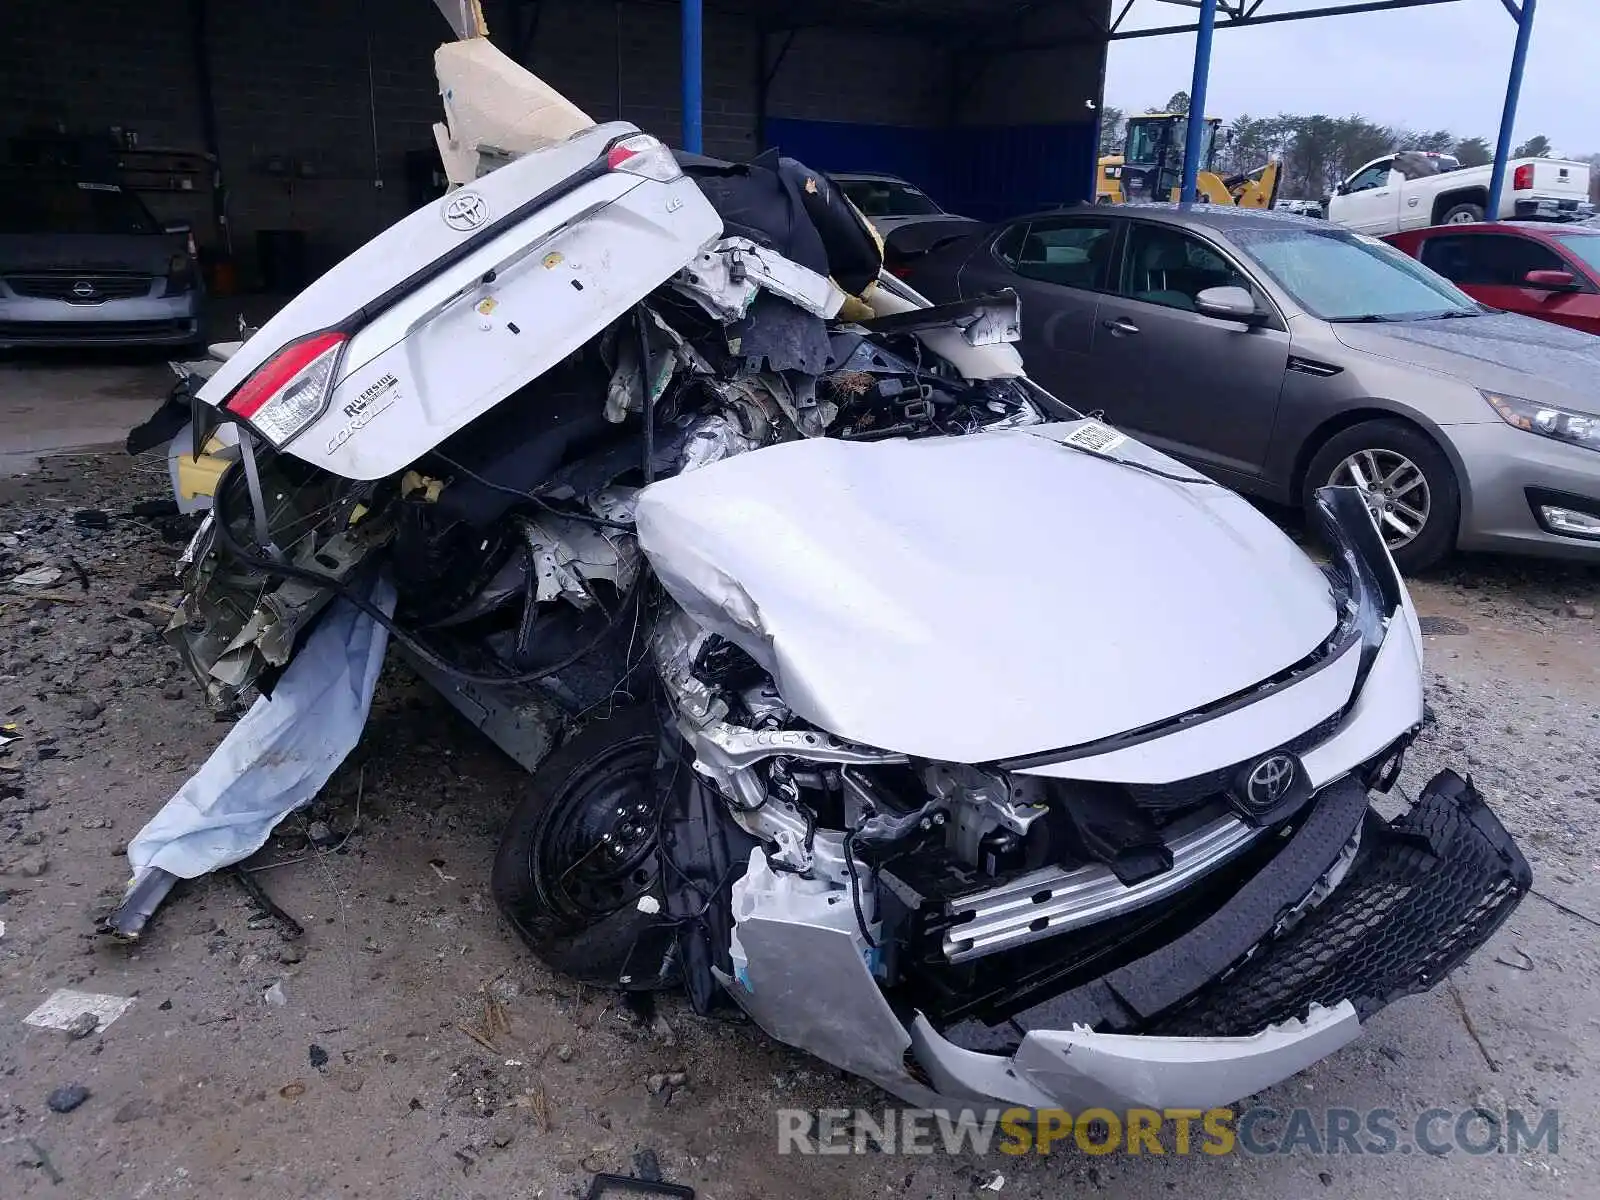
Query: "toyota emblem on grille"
72 280 97 298
442 192 489 232
1245 754 1298 808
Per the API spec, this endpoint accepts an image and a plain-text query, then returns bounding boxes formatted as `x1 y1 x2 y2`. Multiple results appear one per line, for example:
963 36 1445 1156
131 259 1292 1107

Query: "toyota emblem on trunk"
442 192 489 231
72 280 96 298
1245 754 1297 808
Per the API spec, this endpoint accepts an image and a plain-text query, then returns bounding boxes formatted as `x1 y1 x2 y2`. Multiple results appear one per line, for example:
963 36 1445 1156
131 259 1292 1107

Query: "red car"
1385 221 1600 335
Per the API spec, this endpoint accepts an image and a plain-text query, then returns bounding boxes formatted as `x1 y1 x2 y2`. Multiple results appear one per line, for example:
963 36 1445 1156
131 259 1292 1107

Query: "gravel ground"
1 445 1598 1200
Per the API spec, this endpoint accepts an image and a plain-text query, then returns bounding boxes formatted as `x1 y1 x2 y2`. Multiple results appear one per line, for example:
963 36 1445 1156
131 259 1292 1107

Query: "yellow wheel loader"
1097 113 1281 208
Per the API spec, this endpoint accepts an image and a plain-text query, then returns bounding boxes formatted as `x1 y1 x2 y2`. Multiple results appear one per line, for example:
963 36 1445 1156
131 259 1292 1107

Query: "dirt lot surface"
2 380 1599 1198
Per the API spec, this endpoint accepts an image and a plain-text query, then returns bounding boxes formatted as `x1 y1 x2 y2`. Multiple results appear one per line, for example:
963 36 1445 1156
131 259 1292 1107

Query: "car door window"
1118 223 1251 312
991 222 1027 269
1346 161 1394 193
1419 234 1565 286
1009 217 1118 290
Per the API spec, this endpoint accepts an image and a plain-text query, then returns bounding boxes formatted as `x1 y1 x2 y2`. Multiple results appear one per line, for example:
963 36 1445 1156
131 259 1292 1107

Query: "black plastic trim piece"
1526 485 1600 537
992 628 1359 772
939 775 1372 1048
586 1174 695 1199
1311 484 1404 613
1287 355 1342 378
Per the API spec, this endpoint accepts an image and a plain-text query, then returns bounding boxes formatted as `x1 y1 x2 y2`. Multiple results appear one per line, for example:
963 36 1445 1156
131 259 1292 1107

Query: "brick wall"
0 0 446 277
1 0 1105 277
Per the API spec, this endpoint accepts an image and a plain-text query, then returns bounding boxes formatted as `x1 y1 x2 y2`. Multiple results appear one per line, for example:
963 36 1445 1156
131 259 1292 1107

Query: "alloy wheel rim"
1330 448 1432 549
1446 210 1477 224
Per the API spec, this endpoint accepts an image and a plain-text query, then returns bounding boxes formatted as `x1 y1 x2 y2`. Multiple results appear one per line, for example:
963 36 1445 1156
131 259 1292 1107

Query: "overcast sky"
1104 0 1596 155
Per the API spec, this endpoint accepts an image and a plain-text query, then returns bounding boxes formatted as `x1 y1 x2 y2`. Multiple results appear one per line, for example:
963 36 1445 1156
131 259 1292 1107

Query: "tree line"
1100 91 1599 203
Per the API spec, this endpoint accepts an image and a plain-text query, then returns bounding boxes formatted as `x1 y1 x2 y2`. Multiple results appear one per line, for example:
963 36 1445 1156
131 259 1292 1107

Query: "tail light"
225 329 348 447
606 134 682 183
1513 163 1534 191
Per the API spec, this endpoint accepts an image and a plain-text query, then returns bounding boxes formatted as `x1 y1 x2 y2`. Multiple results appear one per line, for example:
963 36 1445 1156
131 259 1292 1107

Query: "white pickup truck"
1326 150 1593 233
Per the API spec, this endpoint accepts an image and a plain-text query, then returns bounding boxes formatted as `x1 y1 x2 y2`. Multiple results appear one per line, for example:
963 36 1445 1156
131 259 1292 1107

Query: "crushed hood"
636 423 1338 763
1331 311 1600 416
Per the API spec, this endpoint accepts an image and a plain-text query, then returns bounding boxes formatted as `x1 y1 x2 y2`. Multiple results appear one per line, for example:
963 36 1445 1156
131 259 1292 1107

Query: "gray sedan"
906 203 1600 571
0 177 203 351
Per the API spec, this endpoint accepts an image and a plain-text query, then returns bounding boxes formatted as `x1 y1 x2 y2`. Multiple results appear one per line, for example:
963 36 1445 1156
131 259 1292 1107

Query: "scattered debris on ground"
2 445 1598 1196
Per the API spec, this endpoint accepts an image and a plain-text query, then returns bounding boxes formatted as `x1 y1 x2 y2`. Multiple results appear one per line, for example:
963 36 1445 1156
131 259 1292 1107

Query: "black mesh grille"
6 274 154 301
1150 772 1529 1035
0 319 190 339
1125 711 1346 813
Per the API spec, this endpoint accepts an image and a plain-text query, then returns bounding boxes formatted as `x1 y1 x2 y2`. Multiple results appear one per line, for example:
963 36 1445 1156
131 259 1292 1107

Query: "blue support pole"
1180 0 1219 203
1486 0 1536 223
681 0 704 153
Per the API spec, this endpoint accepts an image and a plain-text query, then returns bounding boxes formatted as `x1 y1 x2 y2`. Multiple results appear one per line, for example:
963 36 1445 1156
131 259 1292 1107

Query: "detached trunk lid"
198 121 723 480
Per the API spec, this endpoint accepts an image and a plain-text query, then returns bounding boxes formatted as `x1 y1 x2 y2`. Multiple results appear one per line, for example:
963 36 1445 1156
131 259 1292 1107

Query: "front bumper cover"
731 770 1529 1112
1153 768 1530 1035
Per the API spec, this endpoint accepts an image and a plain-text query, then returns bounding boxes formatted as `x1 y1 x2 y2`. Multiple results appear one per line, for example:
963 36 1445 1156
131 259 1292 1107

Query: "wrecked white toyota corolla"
117 40 1528 1113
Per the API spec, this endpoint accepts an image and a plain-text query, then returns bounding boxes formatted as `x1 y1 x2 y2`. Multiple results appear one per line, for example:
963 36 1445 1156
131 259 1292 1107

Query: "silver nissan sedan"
905 203 1600 571
0 177 204 351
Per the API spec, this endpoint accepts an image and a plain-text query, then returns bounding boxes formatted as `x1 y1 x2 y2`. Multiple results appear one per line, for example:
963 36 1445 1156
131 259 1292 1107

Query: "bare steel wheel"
1330 448 1432 550
491 706 676 990
1303 419 1460 573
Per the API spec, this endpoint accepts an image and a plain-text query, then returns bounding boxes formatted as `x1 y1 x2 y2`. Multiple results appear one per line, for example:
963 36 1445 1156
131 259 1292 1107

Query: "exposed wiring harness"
428 450 636 531
209 462 644 687
842 830 878 949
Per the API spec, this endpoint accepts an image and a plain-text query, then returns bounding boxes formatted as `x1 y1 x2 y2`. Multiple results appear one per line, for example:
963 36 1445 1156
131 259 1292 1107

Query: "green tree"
1454 136 1492 167
1098 105 1126 155
1162 90 1190 116
1332 117 1399 179
1219 114 1281 177
1412 128 1457 153
1514 134 1553 158
1286 115 1343 198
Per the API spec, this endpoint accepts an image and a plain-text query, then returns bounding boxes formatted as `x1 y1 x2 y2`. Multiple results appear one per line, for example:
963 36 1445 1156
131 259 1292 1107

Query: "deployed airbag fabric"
126 578 395 879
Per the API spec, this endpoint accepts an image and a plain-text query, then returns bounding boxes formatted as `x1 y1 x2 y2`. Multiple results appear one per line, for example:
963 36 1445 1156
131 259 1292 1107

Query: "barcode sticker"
1062 421 1127 455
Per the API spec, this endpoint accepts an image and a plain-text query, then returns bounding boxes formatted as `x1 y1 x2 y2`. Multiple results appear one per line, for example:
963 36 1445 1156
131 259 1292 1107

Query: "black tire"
1302 419 1460 574
491 706 673 989
1439 201 1485 225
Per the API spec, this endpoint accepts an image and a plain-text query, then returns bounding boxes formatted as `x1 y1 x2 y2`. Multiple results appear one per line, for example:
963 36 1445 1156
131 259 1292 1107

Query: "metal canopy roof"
664 0 1544 226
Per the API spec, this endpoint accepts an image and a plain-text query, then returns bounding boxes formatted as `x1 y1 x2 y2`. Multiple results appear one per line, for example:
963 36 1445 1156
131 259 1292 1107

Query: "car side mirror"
162 220 192 235
1334 182 1350 196
1524 269 1578 291
1195 285 1264 324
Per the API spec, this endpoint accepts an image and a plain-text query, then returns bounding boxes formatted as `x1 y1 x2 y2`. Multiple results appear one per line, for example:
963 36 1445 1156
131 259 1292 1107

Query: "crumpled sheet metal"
124 577 395 883
519 513 639 607
723 871 1364 1112
674 237 846 323
634 426 1336 765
